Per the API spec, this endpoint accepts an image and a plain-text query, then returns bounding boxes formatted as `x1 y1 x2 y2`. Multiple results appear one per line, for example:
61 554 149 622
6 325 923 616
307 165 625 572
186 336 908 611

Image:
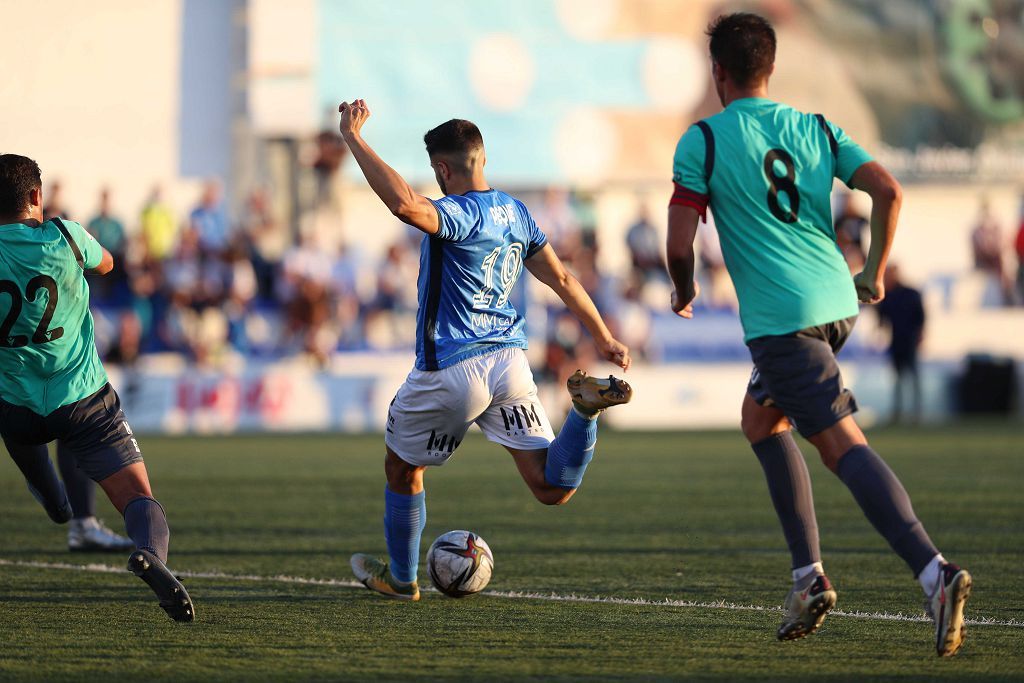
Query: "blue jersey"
416 189 548 371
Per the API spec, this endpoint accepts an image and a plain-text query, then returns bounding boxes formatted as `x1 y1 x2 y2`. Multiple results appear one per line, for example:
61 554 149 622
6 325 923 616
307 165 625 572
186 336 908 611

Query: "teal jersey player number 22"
0 217 108 415
672 97 873 341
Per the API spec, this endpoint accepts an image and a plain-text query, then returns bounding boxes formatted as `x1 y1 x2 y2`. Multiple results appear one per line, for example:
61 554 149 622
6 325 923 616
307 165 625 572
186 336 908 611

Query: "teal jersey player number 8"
0 217 108 415
672 97 873 341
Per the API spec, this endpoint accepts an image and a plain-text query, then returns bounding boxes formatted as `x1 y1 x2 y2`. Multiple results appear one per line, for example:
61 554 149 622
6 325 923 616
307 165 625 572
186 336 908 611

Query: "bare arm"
90 248 114 276
525 244 630 370
847 161 902 304
338 99 439 235
666 204 701 318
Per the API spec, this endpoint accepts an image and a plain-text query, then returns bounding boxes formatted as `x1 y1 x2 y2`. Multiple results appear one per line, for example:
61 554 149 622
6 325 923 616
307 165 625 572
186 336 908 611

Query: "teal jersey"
0 218 107 414
672 98 872 341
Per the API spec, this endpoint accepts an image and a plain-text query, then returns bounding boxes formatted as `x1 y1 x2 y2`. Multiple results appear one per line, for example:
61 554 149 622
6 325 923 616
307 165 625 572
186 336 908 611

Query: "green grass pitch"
1 424 1022 681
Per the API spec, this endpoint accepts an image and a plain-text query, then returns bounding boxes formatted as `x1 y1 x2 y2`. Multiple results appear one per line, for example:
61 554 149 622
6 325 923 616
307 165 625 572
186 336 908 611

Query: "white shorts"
385 347 555 466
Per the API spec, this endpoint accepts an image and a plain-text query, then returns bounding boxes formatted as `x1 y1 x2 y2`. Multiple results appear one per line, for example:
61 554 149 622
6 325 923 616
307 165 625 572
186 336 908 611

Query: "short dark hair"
0 154 42 216
707 13 776 87
423 119 484 172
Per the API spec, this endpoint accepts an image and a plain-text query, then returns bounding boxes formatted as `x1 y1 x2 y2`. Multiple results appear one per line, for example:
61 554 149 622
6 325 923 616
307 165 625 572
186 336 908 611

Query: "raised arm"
666 204 701 318
338 99 439 235
524 244 630 371
847 161 902 304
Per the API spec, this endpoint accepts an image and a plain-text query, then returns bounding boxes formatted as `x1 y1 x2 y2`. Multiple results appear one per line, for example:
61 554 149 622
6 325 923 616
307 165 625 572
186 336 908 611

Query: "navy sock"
836 445 938 576
544 409 598 489
384 487 426 584
6 440 71 523
753 431 821 569
57 442 96 519
123 496 169 562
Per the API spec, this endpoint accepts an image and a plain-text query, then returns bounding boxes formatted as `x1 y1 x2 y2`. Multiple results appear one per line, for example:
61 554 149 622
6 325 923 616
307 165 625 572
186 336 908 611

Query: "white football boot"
68 516 136 552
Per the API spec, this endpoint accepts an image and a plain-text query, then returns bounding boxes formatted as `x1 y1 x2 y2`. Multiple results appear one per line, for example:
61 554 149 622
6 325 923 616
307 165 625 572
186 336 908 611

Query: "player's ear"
29 186 42 209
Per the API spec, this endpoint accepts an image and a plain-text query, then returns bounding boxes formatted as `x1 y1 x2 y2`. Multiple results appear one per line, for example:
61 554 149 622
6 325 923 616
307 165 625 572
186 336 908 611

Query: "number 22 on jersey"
0 275 64 347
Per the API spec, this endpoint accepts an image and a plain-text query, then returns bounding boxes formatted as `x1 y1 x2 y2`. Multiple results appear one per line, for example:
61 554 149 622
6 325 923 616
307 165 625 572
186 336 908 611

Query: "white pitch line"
2 558 1020 629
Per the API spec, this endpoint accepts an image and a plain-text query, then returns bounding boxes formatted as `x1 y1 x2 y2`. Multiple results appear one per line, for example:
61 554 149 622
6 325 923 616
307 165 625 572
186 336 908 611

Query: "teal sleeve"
65 220 103 269
828 121 873 185
672 126 709 195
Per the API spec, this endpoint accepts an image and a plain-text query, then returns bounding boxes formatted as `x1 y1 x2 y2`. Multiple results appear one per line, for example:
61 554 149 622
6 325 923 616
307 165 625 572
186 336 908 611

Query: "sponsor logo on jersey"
437 197 463 216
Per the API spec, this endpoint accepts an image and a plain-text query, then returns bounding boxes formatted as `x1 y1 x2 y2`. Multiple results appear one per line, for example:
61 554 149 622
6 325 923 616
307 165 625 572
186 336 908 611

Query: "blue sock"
123 496 170 562
544 409 598 490
384 487 426 584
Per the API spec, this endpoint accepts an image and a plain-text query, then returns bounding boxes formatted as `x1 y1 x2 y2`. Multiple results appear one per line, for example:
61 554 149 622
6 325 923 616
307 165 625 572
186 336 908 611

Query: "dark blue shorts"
746 316 859 438
1 383 143 481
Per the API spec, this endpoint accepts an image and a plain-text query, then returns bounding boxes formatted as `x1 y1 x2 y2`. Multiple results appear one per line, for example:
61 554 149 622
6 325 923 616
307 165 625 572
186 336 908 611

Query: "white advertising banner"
105 357 1016 434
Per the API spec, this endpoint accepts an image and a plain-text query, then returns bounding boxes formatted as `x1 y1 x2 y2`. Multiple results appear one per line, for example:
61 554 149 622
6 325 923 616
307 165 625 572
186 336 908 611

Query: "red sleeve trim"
669 182 708 220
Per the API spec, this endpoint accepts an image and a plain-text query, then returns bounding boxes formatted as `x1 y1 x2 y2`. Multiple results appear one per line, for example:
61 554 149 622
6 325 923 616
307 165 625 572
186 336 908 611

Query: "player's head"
0 154 43 223
424 119 485 195
706 12 776 104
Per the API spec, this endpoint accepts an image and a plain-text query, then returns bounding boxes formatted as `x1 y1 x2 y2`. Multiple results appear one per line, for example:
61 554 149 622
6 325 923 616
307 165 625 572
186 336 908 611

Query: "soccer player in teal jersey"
338 100 632 601
666 14 970 656
0 154 194 622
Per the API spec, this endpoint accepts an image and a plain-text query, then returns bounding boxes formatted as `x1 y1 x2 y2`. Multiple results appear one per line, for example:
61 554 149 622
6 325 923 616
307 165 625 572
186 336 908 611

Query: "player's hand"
339 99 370 141
853 270 885 304
671 280 700 319
598 338 631 372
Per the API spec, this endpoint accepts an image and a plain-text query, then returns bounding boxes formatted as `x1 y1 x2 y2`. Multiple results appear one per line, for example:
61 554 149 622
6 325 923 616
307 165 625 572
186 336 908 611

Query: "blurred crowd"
42 159 1024 373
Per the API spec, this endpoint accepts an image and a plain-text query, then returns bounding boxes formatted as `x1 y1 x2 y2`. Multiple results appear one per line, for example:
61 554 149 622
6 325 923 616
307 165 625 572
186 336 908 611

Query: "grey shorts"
746 316 859 438
0 383 142 481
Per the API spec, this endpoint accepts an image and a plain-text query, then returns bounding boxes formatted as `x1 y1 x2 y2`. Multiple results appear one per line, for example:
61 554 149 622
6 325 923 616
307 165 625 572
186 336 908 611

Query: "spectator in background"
41 179 70 220
625 204 664 286
313 129 347 209
834 191 868 271
87 187 128 303
240 188 288 300
697 212 735 310
876 264 926 424
190 179 230 256
140 185 178 261
532 187 581 259
281 231 336 363
87 187 125 254
970 197 1007 305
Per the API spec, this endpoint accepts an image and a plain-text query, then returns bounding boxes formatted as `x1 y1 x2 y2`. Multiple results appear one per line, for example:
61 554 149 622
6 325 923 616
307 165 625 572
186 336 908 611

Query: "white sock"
918 554 946 595
792 561 824 584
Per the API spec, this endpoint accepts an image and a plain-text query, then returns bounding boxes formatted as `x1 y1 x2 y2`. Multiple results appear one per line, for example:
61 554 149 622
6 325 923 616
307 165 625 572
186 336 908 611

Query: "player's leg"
807 415 970 655
4 439 72 524
58 441 134 552
351 364 479 600
53 384 194 622
350 448 427 601
756 320 968 655
740 388 833 641
477 352 631 503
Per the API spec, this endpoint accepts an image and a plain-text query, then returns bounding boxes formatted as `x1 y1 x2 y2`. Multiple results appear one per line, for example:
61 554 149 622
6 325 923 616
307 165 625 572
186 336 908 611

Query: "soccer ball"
426 530 494 597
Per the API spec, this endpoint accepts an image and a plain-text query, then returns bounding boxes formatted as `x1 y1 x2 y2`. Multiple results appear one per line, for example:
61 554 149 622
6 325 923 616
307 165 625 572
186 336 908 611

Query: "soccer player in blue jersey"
338 99 633 601
666 14 970 656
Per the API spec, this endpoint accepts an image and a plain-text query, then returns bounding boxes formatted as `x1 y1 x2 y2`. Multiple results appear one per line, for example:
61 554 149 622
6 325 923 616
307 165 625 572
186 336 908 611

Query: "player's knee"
533 485 575 506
